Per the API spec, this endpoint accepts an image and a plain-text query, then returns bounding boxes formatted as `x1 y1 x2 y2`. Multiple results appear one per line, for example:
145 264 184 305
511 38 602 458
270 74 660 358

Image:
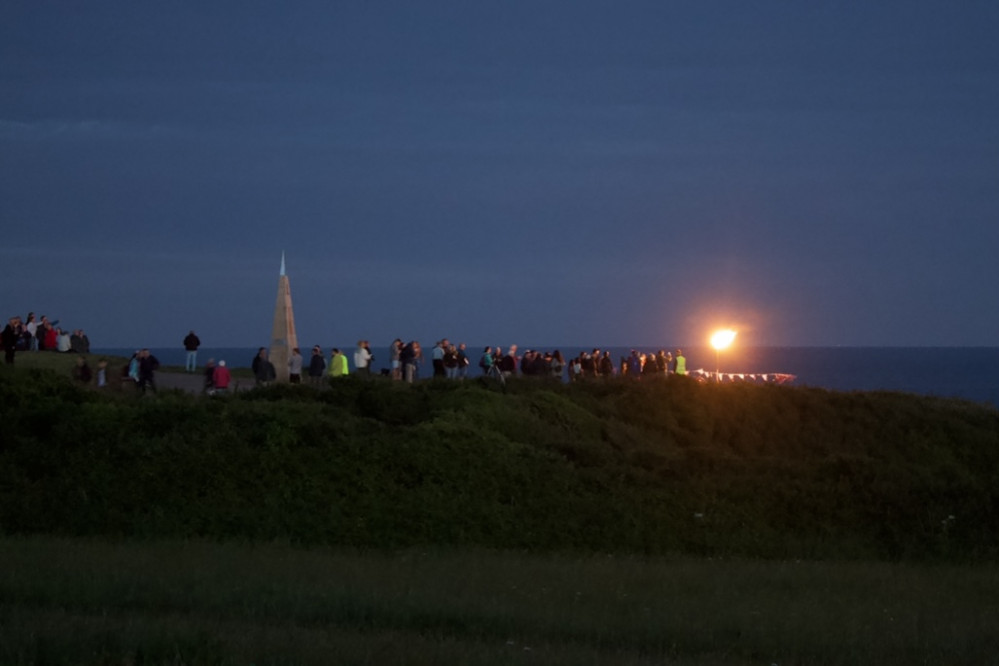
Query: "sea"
92 346 999 407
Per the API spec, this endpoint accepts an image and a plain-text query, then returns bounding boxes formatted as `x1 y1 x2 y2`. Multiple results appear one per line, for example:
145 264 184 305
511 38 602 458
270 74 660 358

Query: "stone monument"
268 252 298 383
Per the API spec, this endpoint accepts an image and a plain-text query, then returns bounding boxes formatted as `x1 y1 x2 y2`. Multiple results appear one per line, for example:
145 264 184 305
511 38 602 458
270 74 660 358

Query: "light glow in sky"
710 330 738 352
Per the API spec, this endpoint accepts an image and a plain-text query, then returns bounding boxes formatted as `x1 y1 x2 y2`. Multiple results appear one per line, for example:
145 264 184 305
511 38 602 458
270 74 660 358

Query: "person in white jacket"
354 340 372 377
288 347 303 384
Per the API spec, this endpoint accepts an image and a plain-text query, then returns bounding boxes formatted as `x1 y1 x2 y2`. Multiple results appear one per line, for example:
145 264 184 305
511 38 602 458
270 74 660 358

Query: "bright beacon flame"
710 329 737 351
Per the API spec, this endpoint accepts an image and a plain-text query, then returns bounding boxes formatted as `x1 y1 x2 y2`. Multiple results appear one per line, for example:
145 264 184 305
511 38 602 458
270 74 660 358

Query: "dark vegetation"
2 365 997 561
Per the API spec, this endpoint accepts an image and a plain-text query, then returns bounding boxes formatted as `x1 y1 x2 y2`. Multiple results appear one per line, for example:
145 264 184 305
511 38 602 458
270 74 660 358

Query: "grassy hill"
2 363 997 561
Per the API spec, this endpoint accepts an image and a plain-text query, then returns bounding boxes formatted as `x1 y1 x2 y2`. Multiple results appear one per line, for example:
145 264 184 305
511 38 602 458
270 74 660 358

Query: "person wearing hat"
212 360 231 393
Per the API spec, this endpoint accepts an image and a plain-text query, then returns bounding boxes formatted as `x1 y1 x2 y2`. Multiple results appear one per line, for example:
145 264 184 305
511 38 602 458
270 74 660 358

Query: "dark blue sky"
3 1 998 348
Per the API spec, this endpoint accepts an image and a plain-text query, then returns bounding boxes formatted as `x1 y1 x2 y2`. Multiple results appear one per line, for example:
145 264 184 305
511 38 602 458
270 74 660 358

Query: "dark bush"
2 365 998 561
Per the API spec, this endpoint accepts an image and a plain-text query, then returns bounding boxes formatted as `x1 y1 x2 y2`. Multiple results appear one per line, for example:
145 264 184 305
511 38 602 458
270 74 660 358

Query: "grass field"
5 349 129 372
7 348 254 379
2 536 997 665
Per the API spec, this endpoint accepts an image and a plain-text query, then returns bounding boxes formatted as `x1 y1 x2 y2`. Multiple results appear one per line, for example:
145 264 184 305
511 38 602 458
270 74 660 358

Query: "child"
96 359 108 388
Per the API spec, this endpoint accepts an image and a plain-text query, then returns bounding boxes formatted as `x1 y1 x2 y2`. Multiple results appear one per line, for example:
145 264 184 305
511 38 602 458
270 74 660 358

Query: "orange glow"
710 329 737 351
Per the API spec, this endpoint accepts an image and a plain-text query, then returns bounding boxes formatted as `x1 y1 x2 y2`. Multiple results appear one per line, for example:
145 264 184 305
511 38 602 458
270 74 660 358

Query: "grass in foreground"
2 537 997 665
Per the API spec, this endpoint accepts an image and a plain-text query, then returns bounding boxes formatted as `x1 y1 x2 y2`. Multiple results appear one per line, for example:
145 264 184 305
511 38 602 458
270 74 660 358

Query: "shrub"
2 366 997 561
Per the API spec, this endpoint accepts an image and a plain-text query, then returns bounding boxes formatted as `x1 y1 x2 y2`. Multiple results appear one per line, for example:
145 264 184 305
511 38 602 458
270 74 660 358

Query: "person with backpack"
478 346 493 376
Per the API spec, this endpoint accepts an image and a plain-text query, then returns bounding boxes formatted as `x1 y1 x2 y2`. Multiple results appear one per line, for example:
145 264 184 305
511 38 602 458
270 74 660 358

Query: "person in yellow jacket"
674 349 687 376
329 348 350 378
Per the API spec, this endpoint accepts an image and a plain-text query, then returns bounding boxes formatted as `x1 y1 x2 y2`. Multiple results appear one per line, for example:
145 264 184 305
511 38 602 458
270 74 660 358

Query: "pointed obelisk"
269 252 298 383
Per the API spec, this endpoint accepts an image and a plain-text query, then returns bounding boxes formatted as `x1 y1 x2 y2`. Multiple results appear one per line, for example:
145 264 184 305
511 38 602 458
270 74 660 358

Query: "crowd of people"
0 309 173 395
225 338 694 388
248 339 692 385
474 345 688 381
2 312 92 364
244 340 376 388
3 311 696 395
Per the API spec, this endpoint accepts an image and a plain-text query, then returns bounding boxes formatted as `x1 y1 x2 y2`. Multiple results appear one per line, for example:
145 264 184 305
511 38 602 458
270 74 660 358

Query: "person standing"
288 347 303 384
443 343 459 379
675 349 687 376
431 340 447 378
551 349 565 380
308 346 326 385
38 315 57 351
95 359 109 388
457 343 469 380
329 348 349 378
137 348 160 394
252 348 276 386
390 339 403 380
203 358 216 393
412 341 424 379
599 351 614 377
2 317 22 364
34 317 46 351
478 346 493 376
56 329 71 353
24 313 38 351
183 330 201 373
44 322 58 351
72 356 93 385
127 351 140 383
400 341 415 383
499 345 518 378
655 350 668 375
628 350 642 378
354 340 372 377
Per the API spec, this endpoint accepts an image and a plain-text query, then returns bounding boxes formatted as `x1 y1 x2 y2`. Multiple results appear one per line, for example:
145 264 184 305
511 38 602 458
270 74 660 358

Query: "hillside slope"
2 367 997 561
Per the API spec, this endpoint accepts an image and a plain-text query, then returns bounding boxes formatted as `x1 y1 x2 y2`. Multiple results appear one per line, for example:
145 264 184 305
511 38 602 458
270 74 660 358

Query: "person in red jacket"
212 360 232 394
44 322 58 351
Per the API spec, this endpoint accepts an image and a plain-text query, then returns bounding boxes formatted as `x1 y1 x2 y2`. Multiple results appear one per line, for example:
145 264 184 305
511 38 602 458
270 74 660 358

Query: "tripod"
486 362 506 385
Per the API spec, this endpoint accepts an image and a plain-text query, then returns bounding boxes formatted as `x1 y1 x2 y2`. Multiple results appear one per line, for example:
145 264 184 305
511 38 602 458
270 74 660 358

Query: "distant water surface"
93 346 999 407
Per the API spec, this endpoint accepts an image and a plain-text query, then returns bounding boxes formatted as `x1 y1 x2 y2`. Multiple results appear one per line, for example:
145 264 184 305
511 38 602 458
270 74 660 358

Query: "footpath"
152 371 253 394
